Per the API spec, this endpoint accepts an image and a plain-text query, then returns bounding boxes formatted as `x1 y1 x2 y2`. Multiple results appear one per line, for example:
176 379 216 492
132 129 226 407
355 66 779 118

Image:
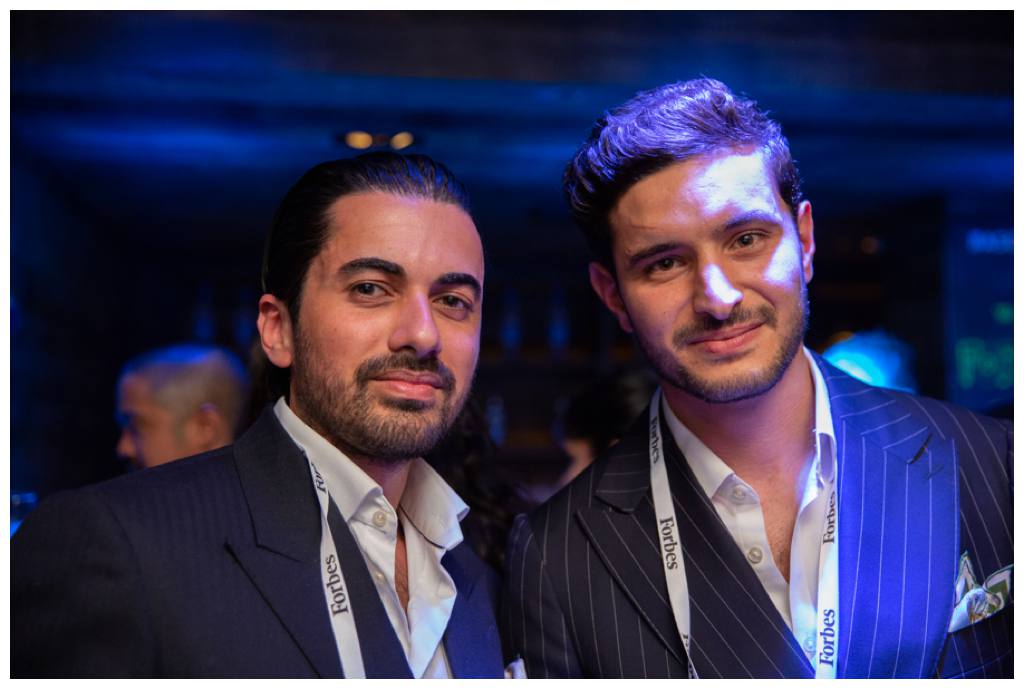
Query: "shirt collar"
805 348 837 486
662 396 733 499
402 457 469 550
273 397 468 550
661 347 838 498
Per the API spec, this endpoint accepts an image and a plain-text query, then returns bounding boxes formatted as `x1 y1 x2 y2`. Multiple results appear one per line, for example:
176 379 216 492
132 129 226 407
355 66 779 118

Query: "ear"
796 200 816 283
257 294 295 369
588 261 633 334
184 403 232 452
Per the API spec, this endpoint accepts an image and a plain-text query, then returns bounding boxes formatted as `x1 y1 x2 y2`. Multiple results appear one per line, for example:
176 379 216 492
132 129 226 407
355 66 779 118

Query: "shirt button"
731 485 747 503
746 546 763 564
374 571 385 582
372 510 387 528
803 635 816 654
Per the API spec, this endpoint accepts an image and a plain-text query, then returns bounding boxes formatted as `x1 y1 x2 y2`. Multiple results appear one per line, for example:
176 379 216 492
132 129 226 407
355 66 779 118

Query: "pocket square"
948 551 1012 633
504 657 527 679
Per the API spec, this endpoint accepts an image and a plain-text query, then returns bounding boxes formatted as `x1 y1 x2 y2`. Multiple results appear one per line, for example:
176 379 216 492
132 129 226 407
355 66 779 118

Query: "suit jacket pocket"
939 604 1013 678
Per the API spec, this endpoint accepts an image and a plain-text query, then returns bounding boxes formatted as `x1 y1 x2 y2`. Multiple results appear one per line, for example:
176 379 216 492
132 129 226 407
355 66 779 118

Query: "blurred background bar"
10 10 1013 501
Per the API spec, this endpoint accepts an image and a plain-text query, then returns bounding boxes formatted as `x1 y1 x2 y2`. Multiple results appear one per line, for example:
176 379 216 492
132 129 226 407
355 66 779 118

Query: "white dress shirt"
662 348 837 660
274 399 469 678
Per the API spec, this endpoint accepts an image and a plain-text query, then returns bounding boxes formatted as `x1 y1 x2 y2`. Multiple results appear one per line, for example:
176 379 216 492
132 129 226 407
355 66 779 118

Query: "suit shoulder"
821 358 1010 459
20 445 242 541
96 444 239 497
520 454 611 536
883 389 1011 447
819 356 1009 439
861 388 1012 495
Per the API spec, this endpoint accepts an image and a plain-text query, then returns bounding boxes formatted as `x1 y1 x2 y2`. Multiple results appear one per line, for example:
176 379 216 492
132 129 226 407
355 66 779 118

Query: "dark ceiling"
12 11 1013 250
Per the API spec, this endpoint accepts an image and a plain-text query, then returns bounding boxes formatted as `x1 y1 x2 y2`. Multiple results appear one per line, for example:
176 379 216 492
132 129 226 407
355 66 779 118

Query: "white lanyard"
648 389 699 679
306 459 366 679
648 389 840 679
815 486 839 678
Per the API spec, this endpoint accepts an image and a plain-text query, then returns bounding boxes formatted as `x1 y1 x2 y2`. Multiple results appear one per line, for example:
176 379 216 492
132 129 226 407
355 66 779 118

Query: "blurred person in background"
514 370 653 510
115 343 249 469
557 370 653 488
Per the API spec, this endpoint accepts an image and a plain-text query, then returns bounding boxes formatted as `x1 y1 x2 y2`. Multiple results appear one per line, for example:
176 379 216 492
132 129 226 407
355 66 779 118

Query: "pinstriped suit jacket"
504 360 1012 678
12 408 504 678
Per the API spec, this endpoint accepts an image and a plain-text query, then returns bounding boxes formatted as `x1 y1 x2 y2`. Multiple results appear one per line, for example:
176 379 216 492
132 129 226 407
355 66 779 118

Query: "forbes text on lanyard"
307 459 366 679
647 389 840 679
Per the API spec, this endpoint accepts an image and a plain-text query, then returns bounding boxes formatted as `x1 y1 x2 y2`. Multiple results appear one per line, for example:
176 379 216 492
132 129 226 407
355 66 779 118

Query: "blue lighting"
548 287 569 355
823 331 917 393
500 288 522 355
965 228 1013 255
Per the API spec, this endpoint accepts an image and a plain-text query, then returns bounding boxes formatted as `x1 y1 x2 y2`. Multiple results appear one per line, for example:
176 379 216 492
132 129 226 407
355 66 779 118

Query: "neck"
349 455 413 509
662 350 815 483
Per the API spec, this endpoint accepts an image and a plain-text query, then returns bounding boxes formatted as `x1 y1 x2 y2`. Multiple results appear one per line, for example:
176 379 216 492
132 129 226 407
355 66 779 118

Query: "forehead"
318 191 484 279
118 374 150 402
117 374 162 415
609 149 788 246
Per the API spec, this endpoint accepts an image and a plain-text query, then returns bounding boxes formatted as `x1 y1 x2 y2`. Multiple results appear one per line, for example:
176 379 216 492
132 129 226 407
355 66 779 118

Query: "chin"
377 395 436 413
681 349 798 403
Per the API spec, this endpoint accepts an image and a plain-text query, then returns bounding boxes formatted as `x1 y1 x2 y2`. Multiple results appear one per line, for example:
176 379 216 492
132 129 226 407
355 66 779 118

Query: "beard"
291 338 468 464
635 284 808 404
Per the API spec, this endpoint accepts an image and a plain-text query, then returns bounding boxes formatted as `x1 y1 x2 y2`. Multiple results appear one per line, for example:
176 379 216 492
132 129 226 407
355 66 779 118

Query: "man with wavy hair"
505 78 1012 679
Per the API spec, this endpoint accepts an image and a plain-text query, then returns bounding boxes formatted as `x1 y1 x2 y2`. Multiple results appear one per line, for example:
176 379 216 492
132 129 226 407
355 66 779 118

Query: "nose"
693 262 742 321
116 428 137 461
388 294 442 358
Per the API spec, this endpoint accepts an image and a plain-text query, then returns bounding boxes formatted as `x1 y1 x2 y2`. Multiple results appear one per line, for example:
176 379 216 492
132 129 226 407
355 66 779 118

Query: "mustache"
354 352 456 392
672 304 777 349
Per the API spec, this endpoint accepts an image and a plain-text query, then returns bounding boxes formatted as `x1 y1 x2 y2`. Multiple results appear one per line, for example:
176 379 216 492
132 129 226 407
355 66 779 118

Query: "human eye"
436 293 475 320
349 282 388 300
644 256 683 276
732 231 767 250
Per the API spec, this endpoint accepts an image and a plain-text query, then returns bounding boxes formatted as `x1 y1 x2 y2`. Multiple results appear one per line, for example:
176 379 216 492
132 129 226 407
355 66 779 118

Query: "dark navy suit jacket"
12 408 504 678
504 360 1012 678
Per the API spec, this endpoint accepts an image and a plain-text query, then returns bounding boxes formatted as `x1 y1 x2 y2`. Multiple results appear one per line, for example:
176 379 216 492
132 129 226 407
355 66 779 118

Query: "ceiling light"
390 132 414 150
345 131 373 150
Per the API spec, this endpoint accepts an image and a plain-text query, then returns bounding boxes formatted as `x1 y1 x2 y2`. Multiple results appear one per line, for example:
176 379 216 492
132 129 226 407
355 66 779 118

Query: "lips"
373 370 445 388
370 370 448 402
687 322 763 355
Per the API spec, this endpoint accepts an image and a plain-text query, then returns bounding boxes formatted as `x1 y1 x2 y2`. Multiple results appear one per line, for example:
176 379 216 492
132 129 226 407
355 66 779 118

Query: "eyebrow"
339 257 404 277
717 210 785 234
438 272 482 298
626 242 682 270
339 258 481 297
625 210 785 270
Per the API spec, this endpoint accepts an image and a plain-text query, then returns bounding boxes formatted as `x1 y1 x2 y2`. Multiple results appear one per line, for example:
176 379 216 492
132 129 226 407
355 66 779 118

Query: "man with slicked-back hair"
13 153 505 678
504 78 1012 679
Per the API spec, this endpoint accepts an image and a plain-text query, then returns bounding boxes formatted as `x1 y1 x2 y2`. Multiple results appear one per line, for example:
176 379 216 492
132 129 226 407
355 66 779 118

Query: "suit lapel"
821 361 959 678
227 408 342 678
442 545 502 678
228 408 415 678
576 414 688 669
